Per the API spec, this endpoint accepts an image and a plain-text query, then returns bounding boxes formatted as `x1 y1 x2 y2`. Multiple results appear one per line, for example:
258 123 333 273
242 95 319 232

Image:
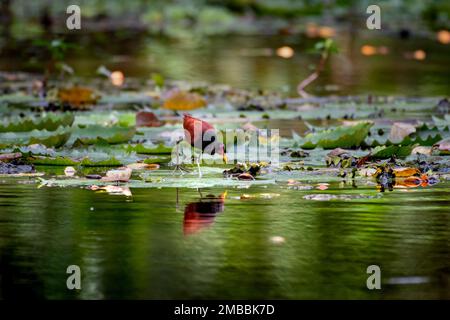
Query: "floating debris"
270 236 285 244
136 111 163 127
303 193 381 201
64 166 76 177
386 276 430 285
276 46 294 59
101 167 132 182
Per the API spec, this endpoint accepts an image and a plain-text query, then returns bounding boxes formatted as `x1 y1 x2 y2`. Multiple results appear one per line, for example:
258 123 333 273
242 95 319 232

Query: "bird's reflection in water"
183 191 226 236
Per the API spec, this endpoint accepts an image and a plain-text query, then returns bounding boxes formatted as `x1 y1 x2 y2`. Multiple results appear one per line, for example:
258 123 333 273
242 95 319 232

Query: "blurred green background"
1 0 449 96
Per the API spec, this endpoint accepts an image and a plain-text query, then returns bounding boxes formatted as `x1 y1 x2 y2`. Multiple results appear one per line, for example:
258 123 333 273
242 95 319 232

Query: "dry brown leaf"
126 163 150 170
0 152 22 161
163 89 206 110
393 167 421 177
126 163 160 170
57 86 100 107
242 122 258 131
101 167 132 182
136 111 163 127
433 138 450 152
412 146 431 155
327 148 348 157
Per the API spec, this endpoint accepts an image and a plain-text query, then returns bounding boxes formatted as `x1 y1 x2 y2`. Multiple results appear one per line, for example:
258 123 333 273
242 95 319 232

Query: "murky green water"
0 175 449 299
1 32 449 96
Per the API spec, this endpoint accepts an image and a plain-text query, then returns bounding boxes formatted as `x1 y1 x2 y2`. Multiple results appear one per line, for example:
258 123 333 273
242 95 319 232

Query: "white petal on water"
386 276 430 285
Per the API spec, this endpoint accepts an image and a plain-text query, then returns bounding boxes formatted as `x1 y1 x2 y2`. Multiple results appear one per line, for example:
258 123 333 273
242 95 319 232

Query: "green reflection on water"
0 179 448 299
1 33 449 96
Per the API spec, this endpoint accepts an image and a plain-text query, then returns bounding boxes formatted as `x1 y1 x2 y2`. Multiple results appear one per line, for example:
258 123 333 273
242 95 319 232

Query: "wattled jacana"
174 114 227 178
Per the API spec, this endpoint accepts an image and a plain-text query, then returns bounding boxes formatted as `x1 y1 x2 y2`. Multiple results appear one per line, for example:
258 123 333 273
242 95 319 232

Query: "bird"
175 114 227 178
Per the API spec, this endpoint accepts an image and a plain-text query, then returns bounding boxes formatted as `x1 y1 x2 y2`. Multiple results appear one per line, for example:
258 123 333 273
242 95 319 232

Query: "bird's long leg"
172 139 191 175
197 188 203 199
171 141 182 175
196 153 202 178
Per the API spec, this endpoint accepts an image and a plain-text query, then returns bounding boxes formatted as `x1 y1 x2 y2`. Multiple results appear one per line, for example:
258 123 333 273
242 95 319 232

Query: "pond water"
0 176 449 299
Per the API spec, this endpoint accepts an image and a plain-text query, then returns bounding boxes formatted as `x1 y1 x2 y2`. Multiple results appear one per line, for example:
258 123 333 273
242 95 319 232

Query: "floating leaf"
80 157 122 167
27 155 122 167
0 113 74 132
127 143 173 154
371 145 416 159
388 122 416 143
432 138 450 155
432 115 450 128
393 167 421 177
29 132 71 148
101 167 132 182
71 125 136 145
56 87 100 107
0 152 22 161
294 122 373 149
27 156 78 166
136 111 163 127
37 174 275 189
0 129 71 148
163 89 206 110
126 163 160 170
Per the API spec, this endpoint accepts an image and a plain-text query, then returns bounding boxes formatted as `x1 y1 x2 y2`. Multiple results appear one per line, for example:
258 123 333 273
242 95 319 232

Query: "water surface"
0 177 448 299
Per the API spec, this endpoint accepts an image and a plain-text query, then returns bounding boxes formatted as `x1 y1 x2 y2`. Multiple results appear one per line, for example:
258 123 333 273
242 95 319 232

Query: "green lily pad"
0 113 74 132
293 122 373 149
371 145 416 159
0 129 71 148
70 125 136 145
27 155 122 167
126 143 173 154
37 174 275 189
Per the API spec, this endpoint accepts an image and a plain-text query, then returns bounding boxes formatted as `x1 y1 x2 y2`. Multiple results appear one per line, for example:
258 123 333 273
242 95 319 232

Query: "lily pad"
0 129 71 148
70 125 136 145
293 122 373 149
0 113 74 132
27 155 123 167
371 145 416 159
126 143 173 154
37 174 275 189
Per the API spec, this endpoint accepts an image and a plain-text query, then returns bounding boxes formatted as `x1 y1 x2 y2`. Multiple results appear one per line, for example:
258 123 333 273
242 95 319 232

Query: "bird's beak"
222 153 228 164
